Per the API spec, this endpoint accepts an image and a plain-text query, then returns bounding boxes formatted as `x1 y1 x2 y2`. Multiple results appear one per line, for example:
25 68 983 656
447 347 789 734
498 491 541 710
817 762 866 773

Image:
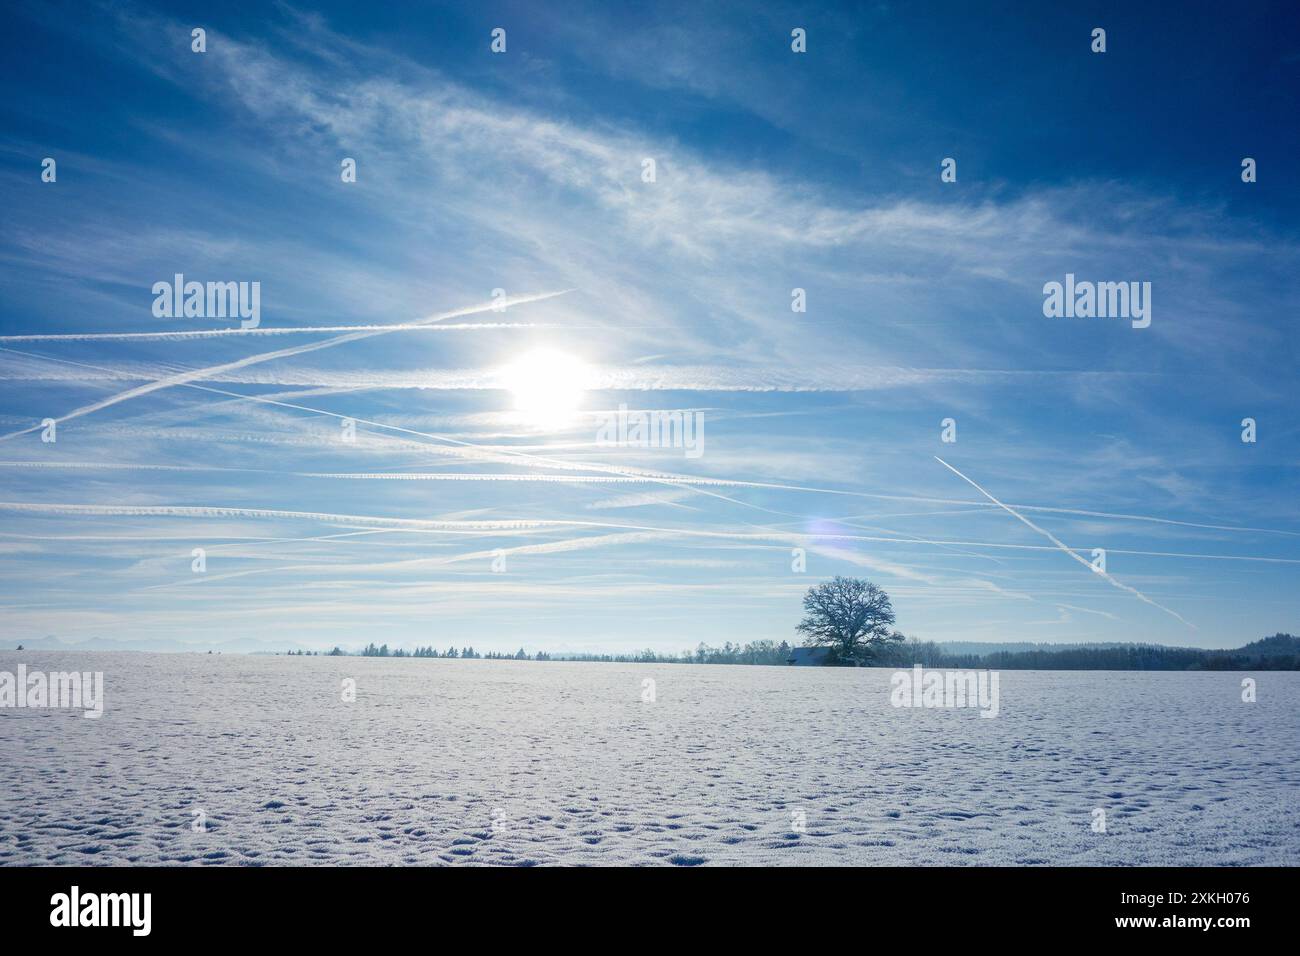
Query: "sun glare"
501 348 589 428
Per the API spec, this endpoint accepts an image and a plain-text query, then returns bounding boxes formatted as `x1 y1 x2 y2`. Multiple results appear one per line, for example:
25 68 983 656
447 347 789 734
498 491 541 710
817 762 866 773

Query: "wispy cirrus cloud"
0 2 1295 651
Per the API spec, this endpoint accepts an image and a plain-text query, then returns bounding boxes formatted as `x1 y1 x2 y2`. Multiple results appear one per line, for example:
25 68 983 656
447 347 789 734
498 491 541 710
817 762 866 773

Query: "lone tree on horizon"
796 576 903 665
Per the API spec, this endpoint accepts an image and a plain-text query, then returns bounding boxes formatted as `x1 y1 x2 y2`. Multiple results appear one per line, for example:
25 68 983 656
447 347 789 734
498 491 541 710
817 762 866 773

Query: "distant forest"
288 633 1300 670
886 633 1300 671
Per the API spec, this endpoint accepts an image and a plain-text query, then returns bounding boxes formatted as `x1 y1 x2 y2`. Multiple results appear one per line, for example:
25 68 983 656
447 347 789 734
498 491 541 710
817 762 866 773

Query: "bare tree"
796 576 902 665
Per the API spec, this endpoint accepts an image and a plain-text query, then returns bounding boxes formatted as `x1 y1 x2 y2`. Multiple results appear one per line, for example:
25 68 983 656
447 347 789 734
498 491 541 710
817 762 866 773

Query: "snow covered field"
1 651 1296 866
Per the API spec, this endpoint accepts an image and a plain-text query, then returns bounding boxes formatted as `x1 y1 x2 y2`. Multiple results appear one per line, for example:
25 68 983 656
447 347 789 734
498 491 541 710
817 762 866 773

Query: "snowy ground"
1 651 1296 866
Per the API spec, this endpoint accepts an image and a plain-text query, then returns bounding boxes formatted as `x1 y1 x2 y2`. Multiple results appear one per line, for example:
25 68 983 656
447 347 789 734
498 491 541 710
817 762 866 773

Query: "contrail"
4 499 1286 611
138 530 680 590
0 460 255 475
136 521 1046 610
166 379 1263 546
0 502 577 531
4 344 1296 541
0 501 962 548
0 290 571 444
935 456 1196 629
0 322 552 342
170 380 803 521
5 497 1283 564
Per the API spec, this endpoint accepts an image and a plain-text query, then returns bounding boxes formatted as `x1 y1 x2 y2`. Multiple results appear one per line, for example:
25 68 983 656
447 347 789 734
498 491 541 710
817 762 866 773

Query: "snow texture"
1 652 1295 865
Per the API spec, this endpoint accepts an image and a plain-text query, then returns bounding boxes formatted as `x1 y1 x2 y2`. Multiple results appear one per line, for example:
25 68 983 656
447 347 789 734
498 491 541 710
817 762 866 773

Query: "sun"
500 348 590 428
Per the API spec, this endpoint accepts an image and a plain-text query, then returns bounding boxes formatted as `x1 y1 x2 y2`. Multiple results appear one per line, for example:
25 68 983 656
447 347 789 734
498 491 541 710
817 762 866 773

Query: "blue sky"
0 0 1297 652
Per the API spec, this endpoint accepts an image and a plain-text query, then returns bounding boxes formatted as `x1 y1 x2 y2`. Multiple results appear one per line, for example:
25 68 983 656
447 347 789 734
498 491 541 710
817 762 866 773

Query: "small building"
786 646 832 666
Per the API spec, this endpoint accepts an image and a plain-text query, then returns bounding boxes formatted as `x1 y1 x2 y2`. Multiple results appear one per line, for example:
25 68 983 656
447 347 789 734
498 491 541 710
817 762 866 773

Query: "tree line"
283 633 1299 670
290 641 792 664
876 633 1300 671
351 644 538 660
278 577 1298 671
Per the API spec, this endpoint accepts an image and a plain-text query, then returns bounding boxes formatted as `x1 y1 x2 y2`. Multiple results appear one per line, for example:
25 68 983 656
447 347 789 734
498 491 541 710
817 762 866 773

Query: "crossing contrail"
4 344 1296 542
935 456 1196 629
0 289 571 444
